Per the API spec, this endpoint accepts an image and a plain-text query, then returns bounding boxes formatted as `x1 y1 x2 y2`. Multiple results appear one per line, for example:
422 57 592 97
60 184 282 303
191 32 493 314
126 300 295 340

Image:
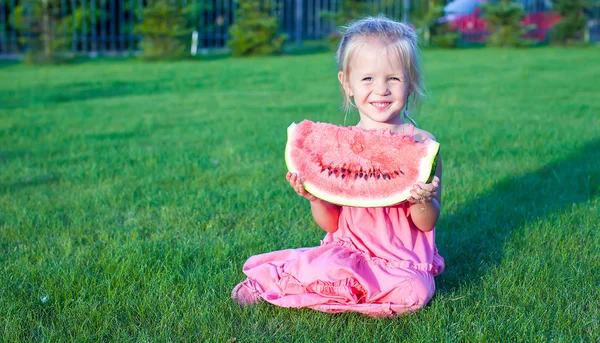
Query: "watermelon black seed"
400 170 405 175
355 174 359 179
341 168 346 173
394 171 399 176
334 169 338 174
377 174 381 179
328 171 333 176
364 174 368 180
341 174 345 179
359 172 363 177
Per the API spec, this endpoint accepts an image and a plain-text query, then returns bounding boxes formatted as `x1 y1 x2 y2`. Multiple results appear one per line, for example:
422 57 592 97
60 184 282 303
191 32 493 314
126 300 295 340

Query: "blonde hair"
336 16 424 126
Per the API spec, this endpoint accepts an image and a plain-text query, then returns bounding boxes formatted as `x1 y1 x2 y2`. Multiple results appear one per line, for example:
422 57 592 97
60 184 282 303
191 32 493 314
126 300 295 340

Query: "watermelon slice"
285 120 440 207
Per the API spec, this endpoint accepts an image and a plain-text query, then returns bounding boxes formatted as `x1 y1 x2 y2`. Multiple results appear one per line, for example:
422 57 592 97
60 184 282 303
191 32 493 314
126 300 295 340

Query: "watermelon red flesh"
285 120 440 207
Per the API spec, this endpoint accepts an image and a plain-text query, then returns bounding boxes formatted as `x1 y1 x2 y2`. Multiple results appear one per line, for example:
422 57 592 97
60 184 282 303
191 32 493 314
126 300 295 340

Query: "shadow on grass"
437 139 600 292
0 173 61 194
0 59 21 68
0 80 188 109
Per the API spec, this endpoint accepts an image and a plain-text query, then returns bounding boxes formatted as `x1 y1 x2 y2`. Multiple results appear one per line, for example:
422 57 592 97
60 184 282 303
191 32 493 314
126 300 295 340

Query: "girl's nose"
375 82 390 96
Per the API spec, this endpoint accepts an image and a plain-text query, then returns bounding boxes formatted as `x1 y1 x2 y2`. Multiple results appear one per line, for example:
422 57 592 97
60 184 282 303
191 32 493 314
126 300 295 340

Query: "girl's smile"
339 38 410 131
370 101 392 110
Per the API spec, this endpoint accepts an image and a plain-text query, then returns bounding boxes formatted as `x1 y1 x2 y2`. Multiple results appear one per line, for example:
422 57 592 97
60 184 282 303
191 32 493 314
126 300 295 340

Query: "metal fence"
0 0 405 57
0 0 598 58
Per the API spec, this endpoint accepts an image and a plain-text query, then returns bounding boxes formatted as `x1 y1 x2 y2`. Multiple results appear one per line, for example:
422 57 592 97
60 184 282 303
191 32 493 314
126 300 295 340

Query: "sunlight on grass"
1 47 599 341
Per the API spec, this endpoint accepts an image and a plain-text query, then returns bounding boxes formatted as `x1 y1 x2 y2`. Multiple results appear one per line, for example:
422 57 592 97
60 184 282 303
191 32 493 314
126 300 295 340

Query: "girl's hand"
407 176 440 204
286 172 319 202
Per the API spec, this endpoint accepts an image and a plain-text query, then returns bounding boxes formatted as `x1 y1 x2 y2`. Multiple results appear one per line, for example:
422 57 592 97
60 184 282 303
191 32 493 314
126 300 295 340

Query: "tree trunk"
42 4 51 58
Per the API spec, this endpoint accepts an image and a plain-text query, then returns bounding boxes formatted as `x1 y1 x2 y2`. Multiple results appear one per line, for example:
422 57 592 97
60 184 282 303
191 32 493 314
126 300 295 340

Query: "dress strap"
408 124 415 139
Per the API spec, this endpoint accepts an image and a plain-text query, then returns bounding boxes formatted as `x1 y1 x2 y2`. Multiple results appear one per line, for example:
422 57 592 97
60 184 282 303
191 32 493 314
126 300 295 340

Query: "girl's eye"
389 77 401 81
362 77 373 81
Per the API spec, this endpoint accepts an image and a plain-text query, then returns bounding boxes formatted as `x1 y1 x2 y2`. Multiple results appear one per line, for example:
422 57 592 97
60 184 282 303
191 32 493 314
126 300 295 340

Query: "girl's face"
339 39 410 130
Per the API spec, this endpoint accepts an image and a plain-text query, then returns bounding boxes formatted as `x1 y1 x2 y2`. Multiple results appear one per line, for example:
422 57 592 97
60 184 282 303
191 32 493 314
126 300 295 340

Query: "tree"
10 0 84 63
551 0 589 44
227 0 287 57
134 0 193 60
411 0 447 47
320 0 375 50
481 0 532 47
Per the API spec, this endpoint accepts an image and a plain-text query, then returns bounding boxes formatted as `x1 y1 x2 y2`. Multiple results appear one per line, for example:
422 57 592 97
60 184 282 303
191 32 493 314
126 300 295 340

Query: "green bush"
431 31 459 48
321 0 370 28
481 0 534 47
325 31 343 52
227 0 287 57
550 0 588 44
134 0 193 60
321 0 373 51
10 0 74 63
411 1 446 47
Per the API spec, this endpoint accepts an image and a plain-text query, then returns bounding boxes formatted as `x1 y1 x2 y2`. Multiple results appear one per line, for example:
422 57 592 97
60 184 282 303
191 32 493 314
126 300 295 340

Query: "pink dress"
234 202 445 317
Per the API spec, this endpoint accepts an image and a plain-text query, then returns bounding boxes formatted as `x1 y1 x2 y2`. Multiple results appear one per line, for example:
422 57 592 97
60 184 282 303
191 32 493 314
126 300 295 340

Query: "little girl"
231 16 444 317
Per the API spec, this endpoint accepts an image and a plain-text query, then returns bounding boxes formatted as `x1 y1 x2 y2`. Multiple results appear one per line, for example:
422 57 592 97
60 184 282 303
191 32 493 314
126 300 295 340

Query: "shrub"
321 0 372 51
10 0 74 63
321 0 370 28
431 32 459 48
412 1 447 47
551 0 588 44
481 0 534 47
134 0 193 60
227 0 287 57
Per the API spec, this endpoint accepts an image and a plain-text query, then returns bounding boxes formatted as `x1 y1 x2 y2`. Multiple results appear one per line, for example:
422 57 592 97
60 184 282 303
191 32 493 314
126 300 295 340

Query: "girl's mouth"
370 101 392 109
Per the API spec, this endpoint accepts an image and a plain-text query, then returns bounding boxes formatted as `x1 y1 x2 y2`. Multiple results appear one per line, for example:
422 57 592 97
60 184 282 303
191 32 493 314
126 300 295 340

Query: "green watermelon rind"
285 122 440 208
426 150 439 184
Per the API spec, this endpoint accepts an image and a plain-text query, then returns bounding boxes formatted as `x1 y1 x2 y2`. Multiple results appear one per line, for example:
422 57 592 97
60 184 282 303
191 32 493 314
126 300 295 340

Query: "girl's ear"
338 71 353 97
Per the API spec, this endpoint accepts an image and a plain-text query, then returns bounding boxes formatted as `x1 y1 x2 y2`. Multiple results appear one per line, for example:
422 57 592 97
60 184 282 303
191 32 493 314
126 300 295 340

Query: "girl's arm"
287 172 341 233
308 198 341 233
407 156 442 232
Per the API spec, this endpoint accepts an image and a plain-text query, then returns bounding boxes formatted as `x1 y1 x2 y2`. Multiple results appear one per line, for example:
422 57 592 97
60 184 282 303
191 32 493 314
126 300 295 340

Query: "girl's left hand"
407 176 440 204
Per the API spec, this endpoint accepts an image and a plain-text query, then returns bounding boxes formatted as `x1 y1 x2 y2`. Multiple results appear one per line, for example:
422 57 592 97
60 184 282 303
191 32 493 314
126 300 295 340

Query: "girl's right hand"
286 172 319 202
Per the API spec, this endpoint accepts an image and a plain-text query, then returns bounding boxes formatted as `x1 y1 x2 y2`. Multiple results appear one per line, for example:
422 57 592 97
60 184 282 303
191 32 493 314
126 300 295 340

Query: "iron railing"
0 0 598 58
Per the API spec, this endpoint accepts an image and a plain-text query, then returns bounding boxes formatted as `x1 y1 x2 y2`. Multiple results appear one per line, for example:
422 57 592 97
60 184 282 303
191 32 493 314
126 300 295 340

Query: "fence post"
402 0 409 24
0 0 6 54
82 0 88 53
295 0 302 45
72 0 77 53
91 0 97 55
10 0 17 53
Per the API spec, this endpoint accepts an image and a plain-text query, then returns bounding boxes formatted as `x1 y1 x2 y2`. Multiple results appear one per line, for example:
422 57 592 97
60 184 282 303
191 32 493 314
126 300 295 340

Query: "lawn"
1 47 599 342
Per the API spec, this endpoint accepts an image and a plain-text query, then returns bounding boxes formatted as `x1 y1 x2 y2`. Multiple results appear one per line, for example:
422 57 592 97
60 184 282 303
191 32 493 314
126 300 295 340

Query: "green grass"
1 47 599 342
